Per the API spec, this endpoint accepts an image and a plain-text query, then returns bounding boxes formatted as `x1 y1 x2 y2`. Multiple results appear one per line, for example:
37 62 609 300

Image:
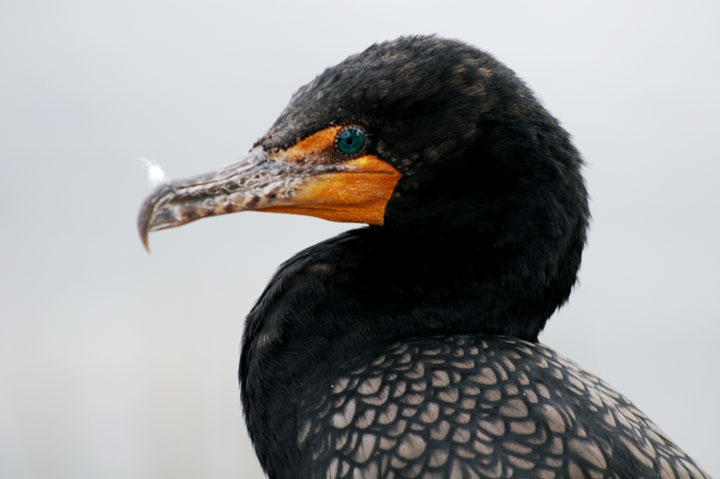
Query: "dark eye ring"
334 126 367 157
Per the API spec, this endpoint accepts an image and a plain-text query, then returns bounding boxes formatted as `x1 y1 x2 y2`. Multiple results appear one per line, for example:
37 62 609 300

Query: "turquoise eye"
335 126 366 156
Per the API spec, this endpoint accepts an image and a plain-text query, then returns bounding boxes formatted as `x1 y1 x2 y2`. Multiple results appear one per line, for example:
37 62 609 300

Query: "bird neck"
244 223 577 368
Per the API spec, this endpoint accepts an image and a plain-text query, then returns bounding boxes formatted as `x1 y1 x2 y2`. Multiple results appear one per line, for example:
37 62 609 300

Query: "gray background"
1 1 718 477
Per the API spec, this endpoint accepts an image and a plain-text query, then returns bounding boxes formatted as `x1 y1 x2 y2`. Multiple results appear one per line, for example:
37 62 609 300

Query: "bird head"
139 35 588 284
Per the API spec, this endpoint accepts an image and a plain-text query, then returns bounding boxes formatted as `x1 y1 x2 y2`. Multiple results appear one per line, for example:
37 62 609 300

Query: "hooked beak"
137 127 401 252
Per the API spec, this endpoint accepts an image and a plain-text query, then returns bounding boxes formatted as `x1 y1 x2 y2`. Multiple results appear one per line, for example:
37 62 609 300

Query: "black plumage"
138 36 710 478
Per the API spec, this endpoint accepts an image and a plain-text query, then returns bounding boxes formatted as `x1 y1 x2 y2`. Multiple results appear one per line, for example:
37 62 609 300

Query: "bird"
137 36 710 479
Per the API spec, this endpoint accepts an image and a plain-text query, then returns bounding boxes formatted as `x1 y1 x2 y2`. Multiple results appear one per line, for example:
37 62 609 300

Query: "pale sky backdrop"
1 1 718 477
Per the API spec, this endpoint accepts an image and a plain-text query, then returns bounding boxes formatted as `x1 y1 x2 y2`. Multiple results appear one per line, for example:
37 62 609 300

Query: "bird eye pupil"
335 127 366 156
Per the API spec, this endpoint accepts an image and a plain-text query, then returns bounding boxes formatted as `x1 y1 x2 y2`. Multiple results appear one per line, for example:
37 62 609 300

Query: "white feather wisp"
136 157 169 187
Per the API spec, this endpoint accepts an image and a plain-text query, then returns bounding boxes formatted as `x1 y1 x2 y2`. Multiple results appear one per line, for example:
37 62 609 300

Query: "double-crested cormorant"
138 36 710 479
